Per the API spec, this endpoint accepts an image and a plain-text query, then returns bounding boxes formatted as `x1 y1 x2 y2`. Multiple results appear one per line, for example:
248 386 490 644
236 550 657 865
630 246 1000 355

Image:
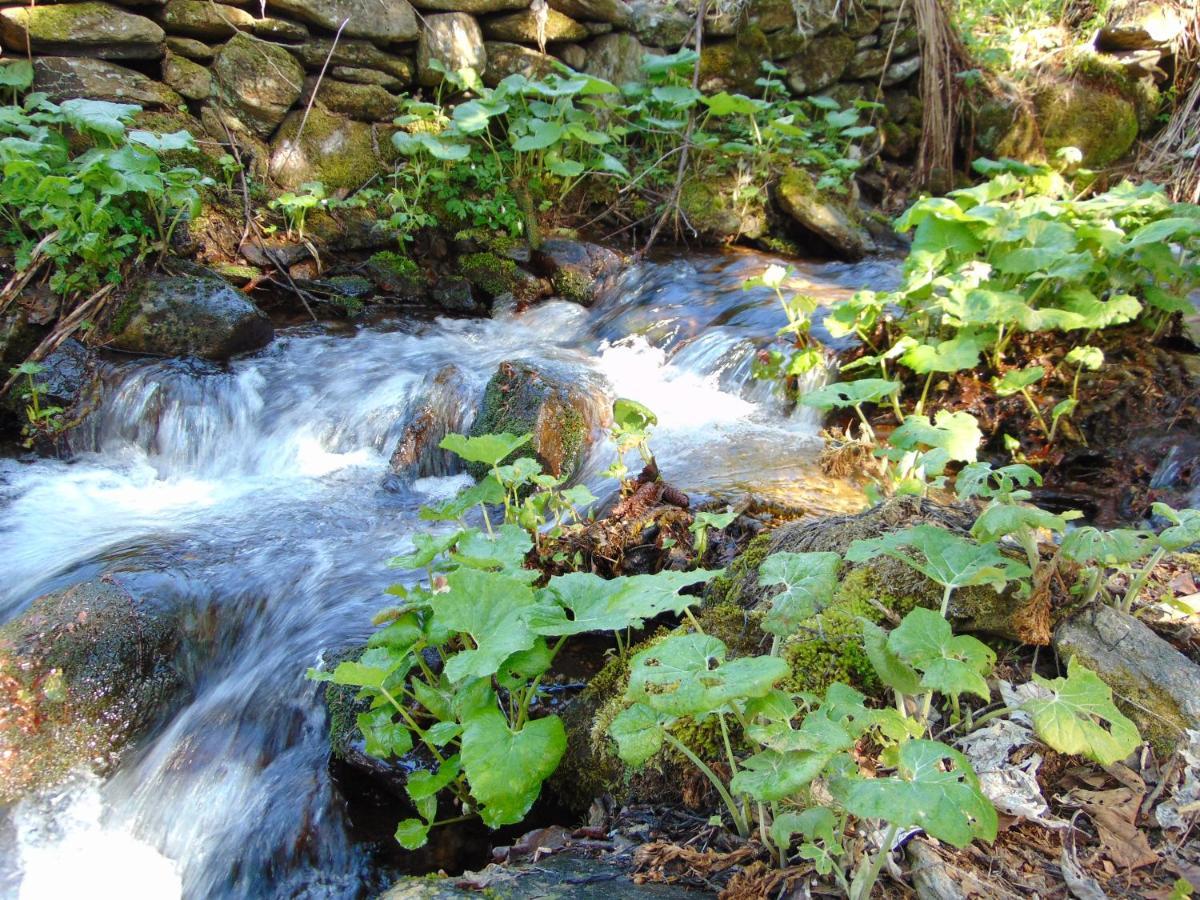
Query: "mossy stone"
679 177 768 244
698 26 770 96
773 168 870 261
785 32 855 95
0 2 165 60
1034 77 1139 168
0 580 184 803
469 360 597 481
268 105 396 191
484 8 588 43
211 31 305 138
458 251 543 301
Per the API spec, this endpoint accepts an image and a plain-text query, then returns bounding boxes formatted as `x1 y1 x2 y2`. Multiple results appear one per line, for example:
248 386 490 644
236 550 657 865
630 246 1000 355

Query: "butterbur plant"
606 397 658 483
746 264 824 397
310 429 721 848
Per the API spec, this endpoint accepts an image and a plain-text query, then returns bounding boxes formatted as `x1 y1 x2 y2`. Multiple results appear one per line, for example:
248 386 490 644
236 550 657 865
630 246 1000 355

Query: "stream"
0 250 898 899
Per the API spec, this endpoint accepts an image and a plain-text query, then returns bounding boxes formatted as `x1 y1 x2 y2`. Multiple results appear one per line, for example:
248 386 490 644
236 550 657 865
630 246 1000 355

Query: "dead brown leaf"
1074 787 1160 870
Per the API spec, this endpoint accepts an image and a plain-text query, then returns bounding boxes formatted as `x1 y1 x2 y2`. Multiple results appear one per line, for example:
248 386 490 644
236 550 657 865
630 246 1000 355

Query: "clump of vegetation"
0 62 209 299
382 55 876 245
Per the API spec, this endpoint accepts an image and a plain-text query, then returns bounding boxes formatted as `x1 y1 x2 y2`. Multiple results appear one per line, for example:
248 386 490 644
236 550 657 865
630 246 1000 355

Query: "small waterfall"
0 249 890 898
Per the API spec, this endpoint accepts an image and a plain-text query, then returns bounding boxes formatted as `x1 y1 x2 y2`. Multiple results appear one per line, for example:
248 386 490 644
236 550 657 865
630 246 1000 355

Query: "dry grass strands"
914 0 971 188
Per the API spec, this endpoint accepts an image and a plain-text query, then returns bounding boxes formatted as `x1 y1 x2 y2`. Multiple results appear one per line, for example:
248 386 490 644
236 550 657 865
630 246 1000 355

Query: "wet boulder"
469 360 602 481
530 239 622 306
388 364 472 481
0 579 184 803
103 262 274 360
381 852 697 898
772 168 871 261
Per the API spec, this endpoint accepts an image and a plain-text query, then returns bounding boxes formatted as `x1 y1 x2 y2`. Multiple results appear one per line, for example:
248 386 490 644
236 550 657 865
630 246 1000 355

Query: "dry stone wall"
0 0 924 188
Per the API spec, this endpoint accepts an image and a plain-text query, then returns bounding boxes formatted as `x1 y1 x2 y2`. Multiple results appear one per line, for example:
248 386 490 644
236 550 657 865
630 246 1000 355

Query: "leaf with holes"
888 608 995 702
530 569 718 636
1023 657 1141 765
756 551 842 635
624 633 790 718
846 525 1029 594
834 739 997 847
435 568 538 682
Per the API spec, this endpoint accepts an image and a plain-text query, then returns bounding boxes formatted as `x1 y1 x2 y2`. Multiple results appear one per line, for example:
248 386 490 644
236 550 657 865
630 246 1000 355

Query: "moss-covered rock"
159 0 255 40
1034 76 1139 168
469 360 600 481
212 31 305 138
162 51 211 101
0 2 164 60
303 78 400 122
268 105 395 191
483 41 561 87
484 8 588 42
33 55 182 108
366 251 426 299
772 168 871 261
0 579 184 803
678 177 768 244
269 0 418 43
584 32 657 85
458 251 545 302
698 26 770 96
104 260 274 360
784 32 855 95
531 238 623 305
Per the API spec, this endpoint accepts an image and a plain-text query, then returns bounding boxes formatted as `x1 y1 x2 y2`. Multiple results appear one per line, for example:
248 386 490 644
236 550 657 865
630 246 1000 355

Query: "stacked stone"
0 0 926 189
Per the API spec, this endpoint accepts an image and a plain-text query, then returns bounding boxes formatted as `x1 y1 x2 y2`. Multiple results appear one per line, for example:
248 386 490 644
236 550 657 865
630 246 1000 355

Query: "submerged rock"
381 853 696 898
469 360 601 481
104 262 274 360
0 579 184 803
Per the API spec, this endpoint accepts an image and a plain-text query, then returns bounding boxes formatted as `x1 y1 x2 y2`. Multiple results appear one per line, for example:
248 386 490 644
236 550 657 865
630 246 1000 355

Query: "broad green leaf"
390 530 462 569
861 619 922 695
531 569 718 636
609 702 670 766
702 91 763 116
59 98 139 139
439 432 532 467
1024 657 1141 765
971 503 1076 542
730 748 837 801
460 708 566 827
495 638 553 691
1124 217 1200 247
1065 345 1104 370
800 378 901 410
419 474 505 521
1061 526 1155 565
395 818 429 849
435 568 538 682
846 524 1030 593
624 633 790 718
0 60 33 90
771 808 840 862
128 129 196 152
834 739 997 847
955 462 1041 500
889 410 983 462
1059 288 1142 329
407 755 462 801
992 366 1044 396
452 524 532 571
1152 503 1200 550
357 707 413 758
512 119 564 151
900 333 986 374
888 608 994 702
613 397 657 432
756 551 842 635
651 84 702 107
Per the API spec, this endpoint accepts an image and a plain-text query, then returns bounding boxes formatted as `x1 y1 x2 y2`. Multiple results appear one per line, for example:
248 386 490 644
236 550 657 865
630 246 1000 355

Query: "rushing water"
0 250 896 899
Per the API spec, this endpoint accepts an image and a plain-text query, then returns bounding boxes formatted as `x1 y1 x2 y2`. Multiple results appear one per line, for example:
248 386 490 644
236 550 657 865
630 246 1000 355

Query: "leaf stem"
663 733 749 838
